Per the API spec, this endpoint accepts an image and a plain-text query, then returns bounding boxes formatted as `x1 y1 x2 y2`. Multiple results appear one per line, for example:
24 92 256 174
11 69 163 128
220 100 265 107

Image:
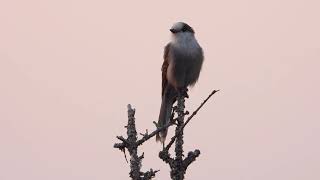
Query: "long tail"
156 86 175 144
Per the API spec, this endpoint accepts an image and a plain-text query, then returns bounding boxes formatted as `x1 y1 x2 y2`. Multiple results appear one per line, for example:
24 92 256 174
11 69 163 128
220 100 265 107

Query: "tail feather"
156 87 175 144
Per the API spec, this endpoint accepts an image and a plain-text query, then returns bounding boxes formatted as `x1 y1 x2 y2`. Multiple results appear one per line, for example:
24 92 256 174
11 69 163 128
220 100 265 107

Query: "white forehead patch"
172 22 184 31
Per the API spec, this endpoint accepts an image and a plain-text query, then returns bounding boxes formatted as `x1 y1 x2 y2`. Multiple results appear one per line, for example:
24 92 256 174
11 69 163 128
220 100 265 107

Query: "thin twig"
136 121 175 146
165 89 219 151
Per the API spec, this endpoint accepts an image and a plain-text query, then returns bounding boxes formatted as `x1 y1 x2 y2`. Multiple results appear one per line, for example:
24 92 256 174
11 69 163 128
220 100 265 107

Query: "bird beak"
170 28 177 33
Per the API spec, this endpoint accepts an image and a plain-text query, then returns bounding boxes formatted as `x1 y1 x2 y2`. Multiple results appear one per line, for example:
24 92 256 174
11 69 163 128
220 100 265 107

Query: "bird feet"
179 87 189 98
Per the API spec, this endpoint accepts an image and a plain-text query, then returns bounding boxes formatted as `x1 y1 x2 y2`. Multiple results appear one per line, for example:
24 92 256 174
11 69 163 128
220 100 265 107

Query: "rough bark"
159 89 219 180
114 89 219 179
114 104 161 180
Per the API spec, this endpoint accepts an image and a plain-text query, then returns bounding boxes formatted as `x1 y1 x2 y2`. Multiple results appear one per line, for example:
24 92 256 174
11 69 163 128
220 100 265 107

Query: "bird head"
170 22 195 34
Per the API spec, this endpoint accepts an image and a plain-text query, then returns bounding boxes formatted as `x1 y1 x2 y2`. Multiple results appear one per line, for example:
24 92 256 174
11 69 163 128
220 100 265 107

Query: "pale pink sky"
1 0 320 179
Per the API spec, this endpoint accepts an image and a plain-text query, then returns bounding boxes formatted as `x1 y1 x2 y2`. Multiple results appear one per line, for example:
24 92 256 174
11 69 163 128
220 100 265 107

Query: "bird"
156 22 204 144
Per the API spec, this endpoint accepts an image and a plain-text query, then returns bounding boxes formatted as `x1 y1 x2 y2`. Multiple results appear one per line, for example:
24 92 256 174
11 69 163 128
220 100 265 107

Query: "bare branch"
183 149 200 169
141 169 160 180
183 89 219 129
115 89 219 180
164 89 219 151
158 89 219 180
114 104 159 180
137 121 174 146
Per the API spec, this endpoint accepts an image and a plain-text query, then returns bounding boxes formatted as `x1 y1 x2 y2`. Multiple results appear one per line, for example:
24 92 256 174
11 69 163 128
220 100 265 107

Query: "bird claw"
180 88 189 98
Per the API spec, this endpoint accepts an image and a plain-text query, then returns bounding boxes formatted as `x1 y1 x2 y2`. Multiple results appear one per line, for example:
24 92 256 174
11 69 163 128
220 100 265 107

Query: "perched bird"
156 22 204 144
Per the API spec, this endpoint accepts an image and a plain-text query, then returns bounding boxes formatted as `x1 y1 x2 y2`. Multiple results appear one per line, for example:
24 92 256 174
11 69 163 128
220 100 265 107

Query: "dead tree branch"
114 104 176 179
164 89 220 151
159 89 219 180
114 104 159 180
114 89 219 180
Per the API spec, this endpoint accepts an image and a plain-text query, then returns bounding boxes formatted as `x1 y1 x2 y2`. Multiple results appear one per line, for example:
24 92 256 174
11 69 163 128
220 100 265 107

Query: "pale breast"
167 32 203 88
